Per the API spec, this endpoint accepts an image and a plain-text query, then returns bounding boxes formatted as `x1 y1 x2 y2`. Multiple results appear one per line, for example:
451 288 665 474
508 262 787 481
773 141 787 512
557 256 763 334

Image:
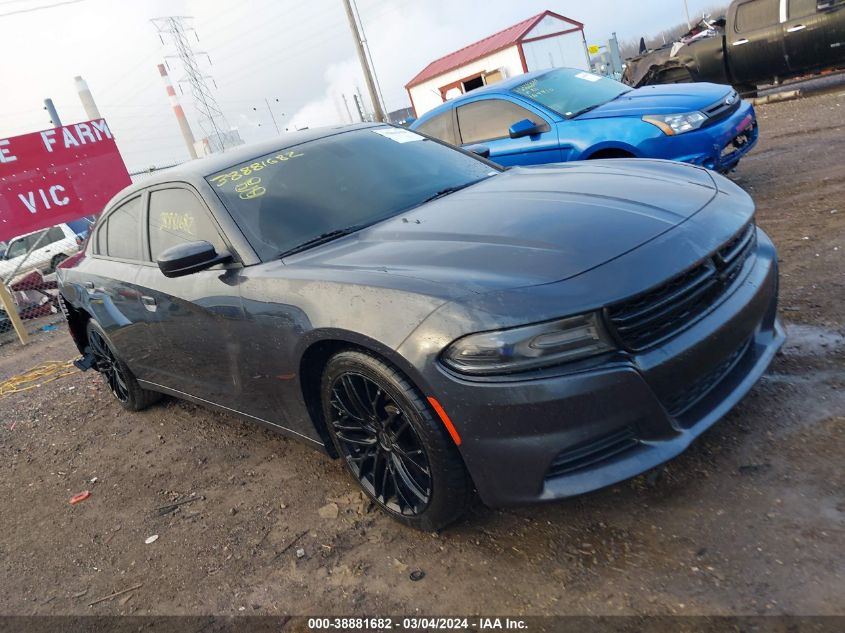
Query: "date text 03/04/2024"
307 617 528 630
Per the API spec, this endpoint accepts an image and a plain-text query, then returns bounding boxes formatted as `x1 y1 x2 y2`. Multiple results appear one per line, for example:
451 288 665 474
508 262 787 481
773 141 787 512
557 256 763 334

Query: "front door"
455 97 562 166
133 185 246 405
86 195 152 376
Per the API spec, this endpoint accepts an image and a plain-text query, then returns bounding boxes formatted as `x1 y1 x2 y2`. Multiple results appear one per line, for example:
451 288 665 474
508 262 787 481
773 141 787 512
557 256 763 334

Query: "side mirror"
157 240 232 278
464 144 491 158
509 118 547 139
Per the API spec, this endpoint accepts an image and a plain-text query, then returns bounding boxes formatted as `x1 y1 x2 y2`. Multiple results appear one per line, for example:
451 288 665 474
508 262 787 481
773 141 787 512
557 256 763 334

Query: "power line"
151 16 232 152
0 0 83 18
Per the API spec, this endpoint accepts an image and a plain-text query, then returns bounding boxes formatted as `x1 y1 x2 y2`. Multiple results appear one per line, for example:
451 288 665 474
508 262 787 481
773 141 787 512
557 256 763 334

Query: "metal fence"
0 219 95 345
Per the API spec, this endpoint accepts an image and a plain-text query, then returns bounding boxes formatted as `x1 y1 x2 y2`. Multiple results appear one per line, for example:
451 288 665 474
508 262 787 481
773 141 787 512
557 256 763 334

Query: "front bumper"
429 228 783 507
647 101 759 172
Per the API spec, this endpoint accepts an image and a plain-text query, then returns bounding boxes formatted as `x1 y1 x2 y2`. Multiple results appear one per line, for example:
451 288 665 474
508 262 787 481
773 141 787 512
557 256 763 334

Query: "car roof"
120 123 385 195
417 68 558 120
7 224 69 241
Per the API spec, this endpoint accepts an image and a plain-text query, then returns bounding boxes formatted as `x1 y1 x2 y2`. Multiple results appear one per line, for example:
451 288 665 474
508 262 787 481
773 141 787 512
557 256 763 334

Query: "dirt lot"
1 88 843 618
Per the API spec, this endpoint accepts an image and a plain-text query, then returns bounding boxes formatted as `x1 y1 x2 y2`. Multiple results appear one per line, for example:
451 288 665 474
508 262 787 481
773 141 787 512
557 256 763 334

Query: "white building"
406 10 590 118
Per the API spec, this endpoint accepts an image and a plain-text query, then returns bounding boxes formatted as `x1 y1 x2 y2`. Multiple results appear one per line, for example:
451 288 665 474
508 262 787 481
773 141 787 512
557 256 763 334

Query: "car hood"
291 160 719 293
577 83 732 119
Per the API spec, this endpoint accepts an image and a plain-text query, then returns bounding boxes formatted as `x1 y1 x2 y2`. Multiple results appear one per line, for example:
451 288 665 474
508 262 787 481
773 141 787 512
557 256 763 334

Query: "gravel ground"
0 89 843 617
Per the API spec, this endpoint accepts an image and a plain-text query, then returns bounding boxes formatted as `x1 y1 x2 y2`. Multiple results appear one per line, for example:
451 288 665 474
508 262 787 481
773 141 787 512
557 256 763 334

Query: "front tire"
86 320 161 411
321 350 471 530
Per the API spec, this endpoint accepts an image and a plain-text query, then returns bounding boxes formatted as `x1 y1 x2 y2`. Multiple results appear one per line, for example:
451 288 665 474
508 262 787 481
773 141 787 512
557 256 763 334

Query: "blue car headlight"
642 111 707 135
441 313 615 375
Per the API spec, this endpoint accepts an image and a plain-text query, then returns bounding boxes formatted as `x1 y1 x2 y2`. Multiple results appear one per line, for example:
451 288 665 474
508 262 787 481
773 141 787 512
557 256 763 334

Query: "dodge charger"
57 124 784 530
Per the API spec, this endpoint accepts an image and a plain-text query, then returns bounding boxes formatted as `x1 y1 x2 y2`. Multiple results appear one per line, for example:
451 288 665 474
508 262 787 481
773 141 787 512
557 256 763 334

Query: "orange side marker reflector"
427 396 462 446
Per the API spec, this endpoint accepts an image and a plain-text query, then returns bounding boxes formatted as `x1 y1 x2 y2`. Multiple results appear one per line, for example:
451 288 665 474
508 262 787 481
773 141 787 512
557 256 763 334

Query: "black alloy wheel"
330 371 432 516
321 350 471 530
88 329 130 403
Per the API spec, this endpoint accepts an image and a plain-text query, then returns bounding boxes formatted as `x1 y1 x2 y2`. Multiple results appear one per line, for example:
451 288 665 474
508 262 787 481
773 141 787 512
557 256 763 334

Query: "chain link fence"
0 218 95 345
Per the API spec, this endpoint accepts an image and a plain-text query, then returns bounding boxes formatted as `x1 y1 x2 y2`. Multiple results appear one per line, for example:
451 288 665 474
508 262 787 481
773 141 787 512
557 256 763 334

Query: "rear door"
35 226 72 270
85 195 152 375
455 97 561 166
728 0 790 83
133 184 246 404
788 0 845 70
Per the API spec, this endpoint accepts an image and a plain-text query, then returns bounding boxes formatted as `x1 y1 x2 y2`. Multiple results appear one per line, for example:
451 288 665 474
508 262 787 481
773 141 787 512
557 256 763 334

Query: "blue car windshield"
512 69 631 118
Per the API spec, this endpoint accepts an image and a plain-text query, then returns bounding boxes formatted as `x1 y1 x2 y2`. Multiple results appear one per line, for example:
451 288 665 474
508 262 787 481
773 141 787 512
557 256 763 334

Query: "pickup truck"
624 0 845 94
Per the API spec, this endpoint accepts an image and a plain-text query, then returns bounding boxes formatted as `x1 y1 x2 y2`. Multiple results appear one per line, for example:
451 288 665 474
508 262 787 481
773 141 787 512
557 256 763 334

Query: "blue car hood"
577 83 732 119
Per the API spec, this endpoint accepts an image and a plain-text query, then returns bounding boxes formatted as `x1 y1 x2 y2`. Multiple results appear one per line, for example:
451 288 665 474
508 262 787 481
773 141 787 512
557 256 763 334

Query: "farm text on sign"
0 119 131 241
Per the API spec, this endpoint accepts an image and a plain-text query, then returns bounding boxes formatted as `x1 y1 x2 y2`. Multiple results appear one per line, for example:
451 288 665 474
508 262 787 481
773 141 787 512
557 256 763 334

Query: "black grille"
546 426 639 479
57 293 71 321
702 91 741 126
664 337 751 417
607 222 756 351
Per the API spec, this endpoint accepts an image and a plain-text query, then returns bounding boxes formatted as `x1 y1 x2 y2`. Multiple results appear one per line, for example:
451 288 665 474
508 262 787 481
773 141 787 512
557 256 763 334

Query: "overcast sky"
0 0 722 171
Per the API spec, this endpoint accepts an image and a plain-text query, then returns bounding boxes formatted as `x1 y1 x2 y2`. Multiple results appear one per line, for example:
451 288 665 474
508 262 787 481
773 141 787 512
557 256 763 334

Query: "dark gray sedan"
58 123 784 530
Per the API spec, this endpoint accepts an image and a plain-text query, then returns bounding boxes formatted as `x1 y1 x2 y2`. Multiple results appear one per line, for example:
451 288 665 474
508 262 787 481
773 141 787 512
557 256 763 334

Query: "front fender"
564 118 662 160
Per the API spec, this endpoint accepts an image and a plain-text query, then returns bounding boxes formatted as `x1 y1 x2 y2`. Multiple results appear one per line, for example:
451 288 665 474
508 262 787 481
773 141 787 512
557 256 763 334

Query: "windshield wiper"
567 103 602 119
419 178 488 205
567 91 633 119
278 225 364 258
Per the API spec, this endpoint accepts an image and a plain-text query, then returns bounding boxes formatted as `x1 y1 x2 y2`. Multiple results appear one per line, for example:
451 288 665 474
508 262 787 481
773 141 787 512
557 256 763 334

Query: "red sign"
0 119 131 241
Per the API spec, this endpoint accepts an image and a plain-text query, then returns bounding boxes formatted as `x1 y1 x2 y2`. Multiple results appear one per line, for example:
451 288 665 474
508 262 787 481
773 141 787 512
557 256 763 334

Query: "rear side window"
95 221 107 255
105 196 143 260
416 111 458 145
735 0 779 31
148 188 224 261
457 99 547 144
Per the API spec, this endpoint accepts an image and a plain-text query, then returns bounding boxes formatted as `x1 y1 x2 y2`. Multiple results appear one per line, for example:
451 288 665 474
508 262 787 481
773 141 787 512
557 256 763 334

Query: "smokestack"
74 75 101 120
158 63 198 160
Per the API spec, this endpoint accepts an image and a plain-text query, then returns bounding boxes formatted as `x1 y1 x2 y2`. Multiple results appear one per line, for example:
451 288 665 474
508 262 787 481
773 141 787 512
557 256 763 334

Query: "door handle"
733 38 749 45
787 24 806 32
141 296 157 312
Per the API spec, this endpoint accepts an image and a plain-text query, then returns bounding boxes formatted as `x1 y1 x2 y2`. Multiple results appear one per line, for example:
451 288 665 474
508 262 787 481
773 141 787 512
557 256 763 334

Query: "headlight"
642 111 707 135
441 313 614 375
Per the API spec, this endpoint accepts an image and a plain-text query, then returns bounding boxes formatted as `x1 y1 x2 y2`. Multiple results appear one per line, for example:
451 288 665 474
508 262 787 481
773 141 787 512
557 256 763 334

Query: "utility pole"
264 98 281 135
352 94 365 122
43 98 61 127
683 0 692 29
341 94 353 123
152 16 231 152
341 0 385 122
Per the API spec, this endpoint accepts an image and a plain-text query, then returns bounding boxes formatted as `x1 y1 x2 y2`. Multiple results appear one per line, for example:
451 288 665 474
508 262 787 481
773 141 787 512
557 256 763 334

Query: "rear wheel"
321 350 471 530
656 66 693 84
49 254 67 272
86 321 161 411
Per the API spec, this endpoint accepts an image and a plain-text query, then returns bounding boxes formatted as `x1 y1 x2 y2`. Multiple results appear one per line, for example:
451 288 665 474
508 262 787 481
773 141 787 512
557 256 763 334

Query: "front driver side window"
457 99 549 144
148 188 225 261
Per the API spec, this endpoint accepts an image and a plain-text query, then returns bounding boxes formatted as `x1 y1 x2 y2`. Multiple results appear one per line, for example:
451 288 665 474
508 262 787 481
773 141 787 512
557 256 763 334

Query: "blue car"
411 68 758 172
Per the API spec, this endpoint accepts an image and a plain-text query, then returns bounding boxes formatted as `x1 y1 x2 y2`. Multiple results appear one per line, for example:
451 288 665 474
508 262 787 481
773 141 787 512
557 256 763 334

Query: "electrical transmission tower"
151 16 232 152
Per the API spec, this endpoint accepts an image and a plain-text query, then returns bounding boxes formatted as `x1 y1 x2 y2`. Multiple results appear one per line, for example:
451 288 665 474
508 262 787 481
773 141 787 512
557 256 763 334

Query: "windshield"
513 68 631 118
207 127 499 260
